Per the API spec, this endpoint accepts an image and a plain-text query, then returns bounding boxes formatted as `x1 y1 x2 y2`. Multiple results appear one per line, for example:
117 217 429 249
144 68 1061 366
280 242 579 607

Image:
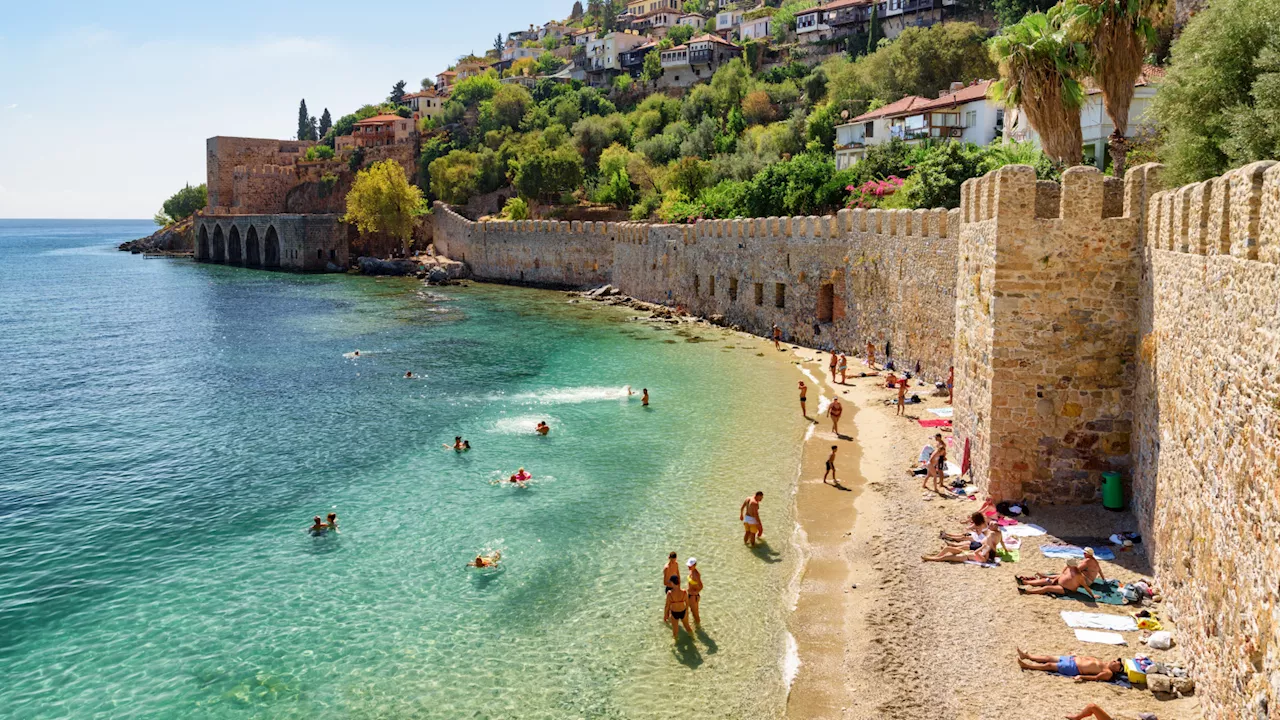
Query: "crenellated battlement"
1146 160 1279 262
232 164 298 180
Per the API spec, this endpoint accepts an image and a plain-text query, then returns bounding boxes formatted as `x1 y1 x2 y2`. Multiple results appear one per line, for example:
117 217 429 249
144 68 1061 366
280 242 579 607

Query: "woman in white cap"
686 557 703 625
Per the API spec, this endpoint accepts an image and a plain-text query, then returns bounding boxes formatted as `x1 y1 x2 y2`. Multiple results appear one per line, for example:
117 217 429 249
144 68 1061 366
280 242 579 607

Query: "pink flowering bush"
844 175 905 209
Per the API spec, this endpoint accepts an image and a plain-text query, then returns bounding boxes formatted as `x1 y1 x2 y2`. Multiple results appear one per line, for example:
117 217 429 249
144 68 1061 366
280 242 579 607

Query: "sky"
0 1 570 219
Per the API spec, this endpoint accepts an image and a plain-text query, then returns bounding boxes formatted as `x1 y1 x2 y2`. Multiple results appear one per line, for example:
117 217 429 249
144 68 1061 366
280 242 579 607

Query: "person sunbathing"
1016 559 1096 599
922 520 1005 563
1016 650 1122 682
1065 702 1158 720
939 511 988 544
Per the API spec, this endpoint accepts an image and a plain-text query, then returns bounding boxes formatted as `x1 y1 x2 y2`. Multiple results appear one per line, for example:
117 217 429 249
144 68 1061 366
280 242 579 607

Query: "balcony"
689 49 712 64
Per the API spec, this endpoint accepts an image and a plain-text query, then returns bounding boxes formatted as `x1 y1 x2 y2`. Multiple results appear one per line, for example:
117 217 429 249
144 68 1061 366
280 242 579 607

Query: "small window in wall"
817 283 834 323
865 121 874 138
329 249 336 260
317 249 322 260
694 274 701 295
709 275 716 296
753 282 764 306
729 278 738 301
775 283 786 308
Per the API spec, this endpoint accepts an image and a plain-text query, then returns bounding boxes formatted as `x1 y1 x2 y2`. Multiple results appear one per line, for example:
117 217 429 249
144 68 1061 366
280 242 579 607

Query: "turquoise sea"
0 220 805 719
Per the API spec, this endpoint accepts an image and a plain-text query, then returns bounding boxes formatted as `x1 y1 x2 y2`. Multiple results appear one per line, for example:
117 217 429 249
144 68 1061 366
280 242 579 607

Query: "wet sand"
783 347 1202 720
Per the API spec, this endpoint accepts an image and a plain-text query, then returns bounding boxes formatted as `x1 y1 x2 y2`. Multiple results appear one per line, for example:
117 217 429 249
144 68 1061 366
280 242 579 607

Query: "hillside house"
435 70 457 94
740 15 773 40
620 40 659 78
585 31 650 87
794 6 832 41
337 115 415 151
716 8 744 34
678 13 707 28
402 89 442 123
658 34 743 88
632 8 680 35
833 80 1001 168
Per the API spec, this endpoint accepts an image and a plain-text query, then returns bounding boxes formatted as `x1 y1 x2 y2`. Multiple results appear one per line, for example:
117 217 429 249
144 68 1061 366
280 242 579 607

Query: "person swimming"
468 551 501 568
535 421 549 436
507 468 532 486
444 436 465 451
309 516 327 536
326 512 339 534
405 371 414 378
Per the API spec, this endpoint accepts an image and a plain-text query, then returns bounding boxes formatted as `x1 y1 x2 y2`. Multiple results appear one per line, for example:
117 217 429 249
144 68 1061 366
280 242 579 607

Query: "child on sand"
896 378 907 416
823 445 838 485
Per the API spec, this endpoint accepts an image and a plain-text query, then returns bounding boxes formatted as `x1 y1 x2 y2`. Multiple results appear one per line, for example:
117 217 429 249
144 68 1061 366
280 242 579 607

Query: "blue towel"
1041 544 1116 560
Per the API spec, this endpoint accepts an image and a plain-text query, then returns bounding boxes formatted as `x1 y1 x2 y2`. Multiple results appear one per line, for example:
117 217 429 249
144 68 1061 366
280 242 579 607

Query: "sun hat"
687 558 697 567
1084 547 1095 557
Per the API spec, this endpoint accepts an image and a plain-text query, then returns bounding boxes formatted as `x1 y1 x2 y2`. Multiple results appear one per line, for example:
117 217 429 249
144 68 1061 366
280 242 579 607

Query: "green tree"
641 50 663 82
1062 0 1168 175
897 142 984 209
537 52 567 75
494 33 505 54
571 0 584 20
513 146 585 202
804 67 828 103
667 24 695 46
429 148 503 204
992 0 1058 27
343 160 425 244
389 80 408 106
1152 0 1280 183
304 145 335 161
854 22 998 103
154 183 207 226
572 114 630 172
297 99 313 140
318 108 332 137
450 72 502 107
990 10 1088 165
417 134 455 197
667 156 711 197
867 3 880 54
502 196 530 220
481 84 534 132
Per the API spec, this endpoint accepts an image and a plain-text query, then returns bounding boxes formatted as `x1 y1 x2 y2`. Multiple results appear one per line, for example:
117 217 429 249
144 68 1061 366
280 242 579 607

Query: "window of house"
865 121 874 138
775 283 786 308
729 278 738 301
753 282 764 305
965 110 977 128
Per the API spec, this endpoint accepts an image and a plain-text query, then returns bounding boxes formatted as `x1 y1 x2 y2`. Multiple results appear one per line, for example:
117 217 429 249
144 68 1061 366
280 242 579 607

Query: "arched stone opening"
263 226 280 268
198 225 210 261
212 225 226 263
817 282 834 323
245 226 261 267
227 226 243 264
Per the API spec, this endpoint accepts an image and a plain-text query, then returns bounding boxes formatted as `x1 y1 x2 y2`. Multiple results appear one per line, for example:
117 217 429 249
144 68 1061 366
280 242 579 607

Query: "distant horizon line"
0 218 152 222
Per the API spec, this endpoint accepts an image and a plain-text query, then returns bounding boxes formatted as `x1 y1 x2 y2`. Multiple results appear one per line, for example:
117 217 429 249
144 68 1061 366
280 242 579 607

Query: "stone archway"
198 225 210 261
212 225 226 263
227 226 243 264
245 226 261 267
263 226 280 268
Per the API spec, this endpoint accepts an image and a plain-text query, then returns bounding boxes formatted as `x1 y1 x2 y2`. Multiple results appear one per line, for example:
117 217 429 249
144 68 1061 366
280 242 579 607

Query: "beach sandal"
1017 586 1027 594
1015 576 1026 586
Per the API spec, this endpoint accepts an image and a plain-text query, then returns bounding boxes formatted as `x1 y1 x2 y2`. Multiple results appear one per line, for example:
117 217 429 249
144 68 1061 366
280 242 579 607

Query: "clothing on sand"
1052 581 1129 605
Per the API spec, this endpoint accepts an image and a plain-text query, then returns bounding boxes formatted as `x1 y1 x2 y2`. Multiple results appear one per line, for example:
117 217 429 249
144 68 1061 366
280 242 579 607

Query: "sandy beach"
783 347 1203 720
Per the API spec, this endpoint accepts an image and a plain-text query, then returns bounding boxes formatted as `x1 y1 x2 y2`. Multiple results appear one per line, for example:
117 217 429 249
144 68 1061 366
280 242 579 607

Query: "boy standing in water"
823 445 838 485
740 491 764 547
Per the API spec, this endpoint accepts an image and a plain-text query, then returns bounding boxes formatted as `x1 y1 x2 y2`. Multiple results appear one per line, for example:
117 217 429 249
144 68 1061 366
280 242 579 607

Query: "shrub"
304 145 335 161
513 146 584 202
742 90 777 125
155 183 207 225
428 148 502 204
502 197 530 220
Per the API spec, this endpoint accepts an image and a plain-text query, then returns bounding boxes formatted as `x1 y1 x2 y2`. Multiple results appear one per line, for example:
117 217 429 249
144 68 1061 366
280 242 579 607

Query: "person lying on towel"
1016 556 1099 599
1017 650 1122 683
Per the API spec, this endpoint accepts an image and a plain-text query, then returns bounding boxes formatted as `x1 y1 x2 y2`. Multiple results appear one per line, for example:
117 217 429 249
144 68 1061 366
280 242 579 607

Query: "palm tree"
989 10 1089 165
1062 0 1167 176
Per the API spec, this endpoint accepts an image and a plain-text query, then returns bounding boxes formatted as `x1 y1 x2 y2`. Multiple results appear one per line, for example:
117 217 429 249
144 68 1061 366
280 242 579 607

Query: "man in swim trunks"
664 577 693 640
827 397 843 436
823 445 838 485
1017 558 1096 599
740 491 764 547
642 388 649 407
772 324 781 350
798 381 808 418
828 352 838 381
309 516 327 536
1016 650 1122 682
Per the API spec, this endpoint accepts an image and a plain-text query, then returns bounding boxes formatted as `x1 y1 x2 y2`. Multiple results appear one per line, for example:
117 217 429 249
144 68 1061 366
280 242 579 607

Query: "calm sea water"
0 220 804 719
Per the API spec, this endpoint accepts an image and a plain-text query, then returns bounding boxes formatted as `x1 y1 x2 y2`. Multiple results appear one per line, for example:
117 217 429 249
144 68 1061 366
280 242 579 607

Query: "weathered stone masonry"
193 214 347 272
436 161 1280 717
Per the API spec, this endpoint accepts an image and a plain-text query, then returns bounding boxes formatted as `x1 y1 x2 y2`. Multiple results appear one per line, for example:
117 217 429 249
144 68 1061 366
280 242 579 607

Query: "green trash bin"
1101 471 1125 511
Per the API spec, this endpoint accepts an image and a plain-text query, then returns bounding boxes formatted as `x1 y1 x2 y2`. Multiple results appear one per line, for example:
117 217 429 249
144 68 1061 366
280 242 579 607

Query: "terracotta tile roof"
689 33 738 47
354 114 405 126
851 95 929 122
1083 64 1165 94
403 88 438 99
821 0 871 10
438 70 457 77
913 79 996 113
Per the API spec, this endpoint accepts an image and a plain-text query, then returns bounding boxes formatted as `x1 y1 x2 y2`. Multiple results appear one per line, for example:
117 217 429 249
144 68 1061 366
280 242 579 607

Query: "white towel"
1061 611 1137 631
1074 629 1127 645
1001 523 1047 537
944 461 961 477
928 407 955 418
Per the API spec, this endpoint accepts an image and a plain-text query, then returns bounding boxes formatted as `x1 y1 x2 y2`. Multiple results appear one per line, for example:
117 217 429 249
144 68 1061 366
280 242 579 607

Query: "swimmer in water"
326 512 339 533
626 385 634 396
354 350 360 357
642 388 649 406
444 436 465 451
462 440 471 450
536 421 549 436
405 371 414 378
468 551 501 568
309 516 328 536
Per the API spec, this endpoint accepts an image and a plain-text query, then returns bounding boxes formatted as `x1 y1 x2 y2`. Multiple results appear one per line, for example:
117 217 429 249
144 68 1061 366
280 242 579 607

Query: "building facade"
834 80 1001 169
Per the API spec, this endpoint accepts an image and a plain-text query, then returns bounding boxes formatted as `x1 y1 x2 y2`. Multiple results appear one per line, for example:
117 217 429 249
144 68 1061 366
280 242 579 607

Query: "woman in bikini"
827 397 843 436
686 558 702 625
663 576 693 640
838 353 848 384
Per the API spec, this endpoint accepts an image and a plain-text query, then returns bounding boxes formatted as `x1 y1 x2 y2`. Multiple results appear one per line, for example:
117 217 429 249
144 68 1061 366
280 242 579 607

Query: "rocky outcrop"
118 216 194 254
356 252 470 284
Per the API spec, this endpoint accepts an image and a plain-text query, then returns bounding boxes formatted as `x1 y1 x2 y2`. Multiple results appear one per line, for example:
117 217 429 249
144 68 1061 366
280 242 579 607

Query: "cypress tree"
297 99 311 140
318 108 332 137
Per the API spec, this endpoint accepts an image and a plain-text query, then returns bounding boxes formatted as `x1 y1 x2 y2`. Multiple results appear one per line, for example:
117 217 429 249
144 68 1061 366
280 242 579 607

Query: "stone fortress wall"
435 159 1280 717
192 214 347 272
1131 160 1280 719
206 137 313 215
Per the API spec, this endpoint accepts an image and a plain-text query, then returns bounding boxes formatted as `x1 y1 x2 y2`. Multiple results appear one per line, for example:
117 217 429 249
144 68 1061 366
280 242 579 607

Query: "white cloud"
3 103 15 109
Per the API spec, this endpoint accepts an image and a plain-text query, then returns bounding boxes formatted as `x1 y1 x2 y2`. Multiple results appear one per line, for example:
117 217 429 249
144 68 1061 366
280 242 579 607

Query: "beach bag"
1147 631 1173 650
1123 659 1148 685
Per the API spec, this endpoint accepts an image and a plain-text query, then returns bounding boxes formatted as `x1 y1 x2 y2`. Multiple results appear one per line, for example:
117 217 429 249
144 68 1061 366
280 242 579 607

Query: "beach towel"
927 407 954 418
944 461 961 477
964 559 1000 568
996 547 1020 563
918 418 952 428
1054 583 1129 606
1001 523 1047 537
1041 544 1116 560
1074 629 1127 645
1052 672 1132 688
1061 611 1138 631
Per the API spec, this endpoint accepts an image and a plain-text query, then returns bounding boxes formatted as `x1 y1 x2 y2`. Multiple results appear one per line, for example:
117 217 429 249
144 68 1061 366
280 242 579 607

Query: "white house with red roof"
657 34 743 88
833 80 1002 169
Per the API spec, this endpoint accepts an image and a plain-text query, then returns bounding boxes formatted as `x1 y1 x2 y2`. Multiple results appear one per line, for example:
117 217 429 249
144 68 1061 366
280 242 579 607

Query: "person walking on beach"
664 577 693 640
642 388 649 407
798 381 808 417
823 445 838 485
828 352 838 382
866 340 875 369
947 366 955 404
924 435 947 493
827 397 844 436
838 353 848 384
685 558 702 625
772 324 781 350
740 491 764 547
896 377 907 416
